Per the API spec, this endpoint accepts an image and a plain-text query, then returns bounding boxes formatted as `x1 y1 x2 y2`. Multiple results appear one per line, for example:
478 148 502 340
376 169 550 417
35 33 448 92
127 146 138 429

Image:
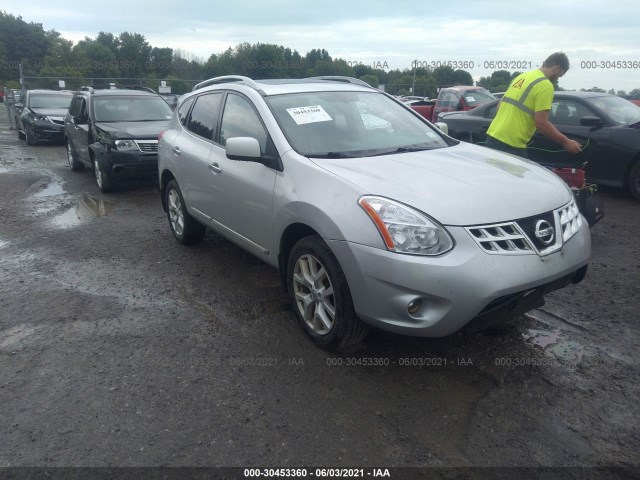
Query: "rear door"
171 92 224 218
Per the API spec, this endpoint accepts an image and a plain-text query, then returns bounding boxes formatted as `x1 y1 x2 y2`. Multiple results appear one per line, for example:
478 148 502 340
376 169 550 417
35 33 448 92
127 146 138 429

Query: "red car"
407 86 495 122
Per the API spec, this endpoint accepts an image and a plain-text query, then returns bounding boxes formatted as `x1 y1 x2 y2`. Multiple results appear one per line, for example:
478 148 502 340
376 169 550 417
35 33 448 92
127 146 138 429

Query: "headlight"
359 196 454 255
33 113 48 121
114 139 138 151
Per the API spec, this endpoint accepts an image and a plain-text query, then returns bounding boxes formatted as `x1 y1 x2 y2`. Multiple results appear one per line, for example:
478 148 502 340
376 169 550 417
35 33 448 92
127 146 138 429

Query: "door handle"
209 162 222 174
172 146 181 155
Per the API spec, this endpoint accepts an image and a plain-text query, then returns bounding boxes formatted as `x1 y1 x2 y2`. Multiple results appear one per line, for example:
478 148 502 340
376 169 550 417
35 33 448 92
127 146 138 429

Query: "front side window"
219 94 268 152
550 100 592 126
266 91 449 157
186 93 223 139
68 96 84 116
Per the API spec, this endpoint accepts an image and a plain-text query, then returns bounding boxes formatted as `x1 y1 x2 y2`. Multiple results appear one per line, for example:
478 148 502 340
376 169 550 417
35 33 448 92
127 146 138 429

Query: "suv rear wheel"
165 179 206 245
287 235 369 350
94 159 114 193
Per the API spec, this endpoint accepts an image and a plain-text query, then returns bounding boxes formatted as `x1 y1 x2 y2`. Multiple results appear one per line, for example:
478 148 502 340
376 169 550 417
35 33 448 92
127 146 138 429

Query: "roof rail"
192 75 261 92
306 76 373 88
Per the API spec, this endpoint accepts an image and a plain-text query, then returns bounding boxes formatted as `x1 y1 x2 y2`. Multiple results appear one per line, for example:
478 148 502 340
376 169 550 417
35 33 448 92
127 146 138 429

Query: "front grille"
558 201 582 242
134 140 158 153
466 199 582 257
50 117 64 125
467 223 533 255
515 211 556 251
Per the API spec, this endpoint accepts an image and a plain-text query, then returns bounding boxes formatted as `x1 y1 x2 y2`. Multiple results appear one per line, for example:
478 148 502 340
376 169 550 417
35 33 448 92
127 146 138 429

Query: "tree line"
1 10 639 99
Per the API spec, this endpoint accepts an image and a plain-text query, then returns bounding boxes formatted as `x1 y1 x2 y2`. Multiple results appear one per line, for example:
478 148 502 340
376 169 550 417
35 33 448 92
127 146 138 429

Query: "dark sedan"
438 91 640 200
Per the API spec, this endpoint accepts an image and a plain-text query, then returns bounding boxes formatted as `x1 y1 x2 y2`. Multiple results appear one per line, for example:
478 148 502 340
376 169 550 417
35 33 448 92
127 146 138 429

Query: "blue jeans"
485 135 528 159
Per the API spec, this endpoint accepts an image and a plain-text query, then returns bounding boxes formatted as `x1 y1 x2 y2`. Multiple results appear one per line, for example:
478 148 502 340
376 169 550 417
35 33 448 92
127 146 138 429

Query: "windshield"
462 88 495 107
265 91 449 157
29 94 72 109
92 96 174 122
586 95 640 126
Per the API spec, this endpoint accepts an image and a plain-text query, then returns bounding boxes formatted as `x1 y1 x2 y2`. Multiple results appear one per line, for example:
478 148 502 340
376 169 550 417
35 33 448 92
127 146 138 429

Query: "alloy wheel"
292 254 336 335
167 188 185 237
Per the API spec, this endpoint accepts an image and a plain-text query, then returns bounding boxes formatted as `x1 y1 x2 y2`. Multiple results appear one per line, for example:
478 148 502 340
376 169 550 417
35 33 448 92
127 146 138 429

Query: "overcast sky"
4 0 640 92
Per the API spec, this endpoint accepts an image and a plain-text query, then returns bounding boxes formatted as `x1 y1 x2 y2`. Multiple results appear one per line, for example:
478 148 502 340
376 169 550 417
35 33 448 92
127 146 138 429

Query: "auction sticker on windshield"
286 105 333 125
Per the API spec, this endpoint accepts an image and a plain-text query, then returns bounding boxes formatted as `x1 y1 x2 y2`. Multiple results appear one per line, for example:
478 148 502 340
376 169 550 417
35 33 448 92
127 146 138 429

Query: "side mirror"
226 137 262 162
14 102 24 110
73 115 88 125
580 116 602 127
434 122 449 135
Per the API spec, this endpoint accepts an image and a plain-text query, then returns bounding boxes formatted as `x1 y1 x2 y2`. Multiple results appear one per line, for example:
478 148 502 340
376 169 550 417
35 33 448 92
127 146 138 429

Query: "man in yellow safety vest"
485 52 582 158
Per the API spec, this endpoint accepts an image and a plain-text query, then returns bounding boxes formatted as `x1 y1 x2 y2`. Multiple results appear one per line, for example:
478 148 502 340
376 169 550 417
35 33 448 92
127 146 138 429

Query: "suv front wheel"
66 141 84 172
287 235 369 350
94 159 114 193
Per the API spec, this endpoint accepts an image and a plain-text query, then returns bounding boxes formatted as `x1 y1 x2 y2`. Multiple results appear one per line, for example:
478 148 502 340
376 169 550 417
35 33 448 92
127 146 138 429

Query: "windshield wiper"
309 151 355 158
371 146 435 156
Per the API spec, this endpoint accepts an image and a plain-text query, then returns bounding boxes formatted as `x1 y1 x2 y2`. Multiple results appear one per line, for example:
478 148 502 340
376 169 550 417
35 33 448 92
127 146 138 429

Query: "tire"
66 140 84 172
165 179 206 245
629 161 640 201
93 159 114 193
287 235 369 350
25 125 36 145
17 124 25 140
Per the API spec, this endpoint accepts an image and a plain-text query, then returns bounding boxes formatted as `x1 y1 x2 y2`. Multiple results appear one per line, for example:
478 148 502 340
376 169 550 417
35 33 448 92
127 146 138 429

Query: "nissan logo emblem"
534 220 555 245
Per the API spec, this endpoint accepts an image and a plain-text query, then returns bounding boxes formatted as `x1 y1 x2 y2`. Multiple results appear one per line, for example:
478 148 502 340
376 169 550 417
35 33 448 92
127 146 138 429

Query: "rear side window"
177 96 195 126
186 93 223 139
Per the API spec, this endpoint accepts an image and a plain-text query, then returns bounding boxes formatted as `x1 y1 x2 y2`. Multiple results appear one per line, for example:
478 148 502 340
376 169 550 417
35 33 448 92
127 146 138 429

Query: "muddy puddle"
522 327 585 363
34 181 65 198
49 195 115 228
29 177 67 214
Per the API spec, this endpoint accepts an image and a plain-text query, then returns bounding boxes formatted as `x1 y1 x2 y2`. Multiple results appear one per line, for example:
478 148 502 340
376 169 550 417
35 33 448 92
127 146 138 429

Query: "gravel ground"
0 112 638 477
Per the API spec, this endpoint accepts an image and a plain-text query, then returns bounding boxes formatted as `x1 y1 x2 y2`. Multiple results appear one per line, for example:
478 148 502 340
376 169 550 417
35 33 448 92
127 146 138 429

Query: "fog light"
407 299 422 315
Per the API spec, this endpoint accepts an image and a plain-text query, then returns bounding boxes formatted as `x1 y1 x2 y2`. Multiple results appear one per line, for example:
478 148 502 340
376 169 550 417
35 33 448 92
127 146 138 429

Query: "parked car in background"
438 91 640 200
65 87 174 192
408 86 496 123
15 89 73 145
161 94 181 109
158 75 590 350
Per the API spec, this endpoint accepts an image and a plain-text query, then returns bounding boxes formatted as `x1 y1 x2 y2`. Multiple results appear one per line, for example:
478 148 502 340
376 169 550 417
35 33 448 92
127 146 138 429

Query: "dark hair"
543 52 570 71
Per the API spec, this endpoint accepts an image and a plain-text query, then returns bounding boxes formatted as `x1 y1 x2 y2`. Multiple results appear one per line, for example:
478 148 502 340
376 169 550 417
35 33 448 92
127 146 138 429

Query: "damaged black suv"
64 87 173 192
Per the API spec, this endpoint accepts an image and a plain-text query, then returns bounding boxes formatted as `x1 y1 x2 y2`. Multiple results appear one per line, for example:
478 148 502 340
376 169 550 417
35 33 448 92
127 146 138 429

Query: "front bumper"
328 222 590 337
31 121 65 141
102 151 159 177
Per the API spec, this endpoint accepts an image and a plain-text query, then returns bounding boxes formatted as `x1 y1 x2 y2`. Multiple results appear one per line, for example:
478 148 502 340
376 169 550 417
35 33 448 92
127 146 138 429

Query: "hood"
310 142 572 226
95 120 170 139
30 107 68 117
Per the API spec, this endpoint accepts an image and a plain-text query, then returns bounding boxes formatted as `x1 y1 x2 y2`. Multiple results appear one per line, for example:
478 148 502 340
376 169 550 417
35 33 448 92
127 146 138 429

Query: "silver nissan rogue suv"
158 76 590 350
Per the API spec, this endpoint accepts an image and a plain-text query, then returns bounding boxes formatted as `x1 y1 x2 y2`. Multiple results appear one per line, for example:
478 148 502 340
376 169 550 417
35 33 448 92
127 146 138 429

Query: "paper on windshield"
286 105 333 125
